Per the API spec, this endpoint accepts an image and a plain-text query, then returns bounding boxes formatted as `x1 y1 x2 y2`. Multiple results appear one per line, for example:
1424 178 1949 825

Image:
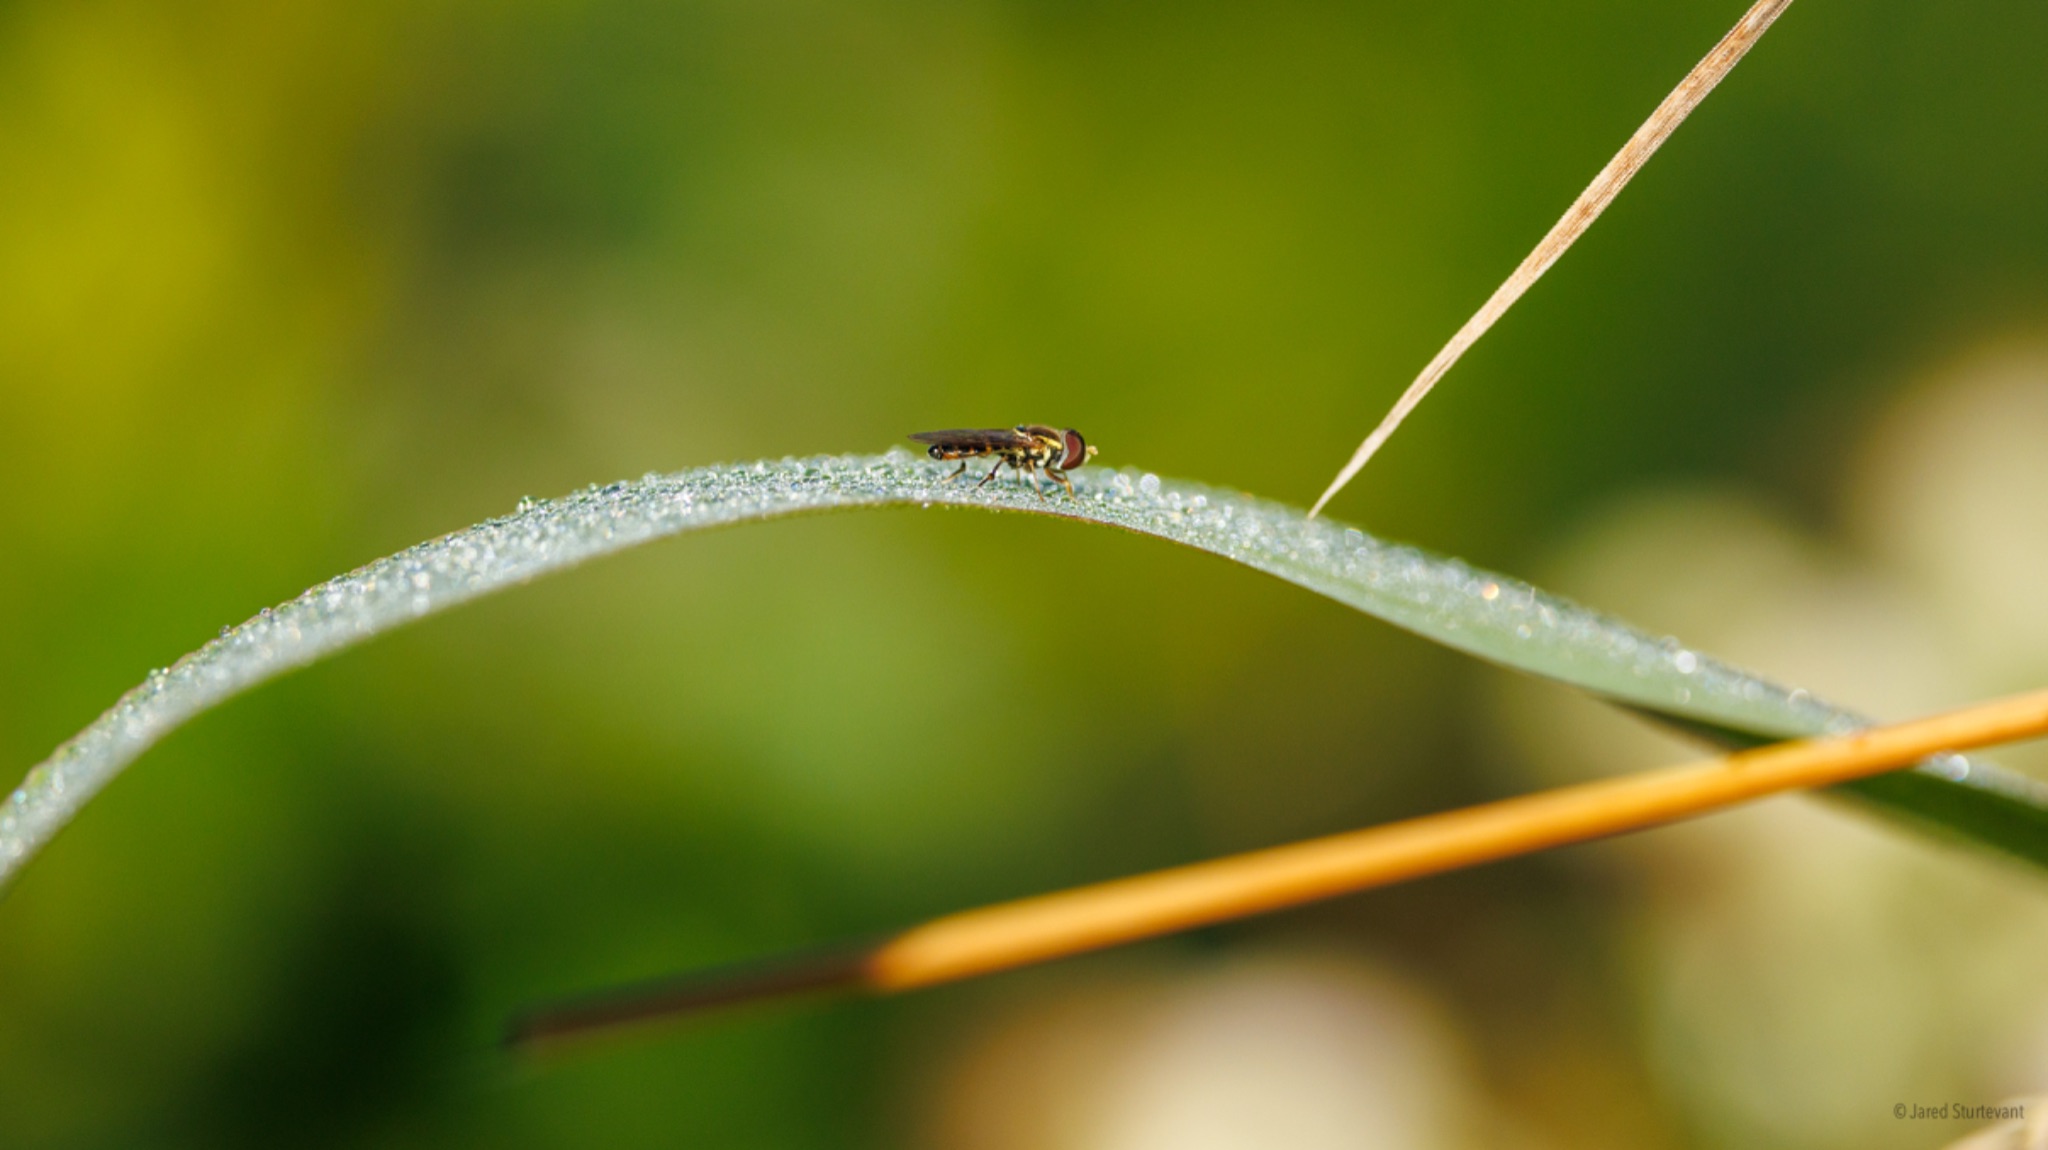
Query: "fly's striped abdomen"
910 429 1032 460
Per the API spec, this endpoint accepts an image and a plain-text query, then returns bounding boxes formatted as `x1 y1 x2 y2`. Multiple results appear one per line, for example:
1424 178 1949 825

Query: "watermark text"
1893 1102 2027 1121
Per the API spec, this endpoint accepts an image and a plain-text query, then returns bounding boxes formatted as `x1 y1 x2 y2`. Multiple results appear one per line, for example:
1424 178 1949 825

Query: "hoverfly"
909 425 1099 498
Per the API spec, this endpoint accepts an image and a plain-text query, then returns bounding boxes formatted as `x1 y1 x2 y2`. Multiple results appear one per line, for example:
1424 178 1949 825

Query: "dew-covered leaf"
5 451 2045 889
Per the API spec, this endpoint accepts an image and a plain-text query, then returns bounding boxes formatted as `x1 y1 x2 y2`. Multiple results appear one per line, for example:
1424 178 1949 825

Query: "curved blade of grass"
5 451 2046 891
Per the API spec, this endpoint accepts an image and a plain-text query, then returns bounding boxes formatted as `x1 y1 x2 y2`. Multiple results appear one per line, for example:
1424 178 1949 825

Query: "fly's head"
1058 429 1097 471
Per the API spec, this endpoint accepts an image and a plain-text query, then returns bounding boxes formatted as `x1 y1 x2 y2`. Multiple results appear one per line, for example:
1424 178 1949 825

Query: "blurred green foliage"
3 1 2046 1146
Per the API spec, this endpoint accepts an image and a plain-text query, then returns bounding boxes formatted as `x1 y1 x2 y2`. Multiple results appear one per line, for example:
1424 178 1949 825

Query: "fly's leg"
939 460 968 484
1048 470 1075 499
1021 460 1047 500
974 459 1005 489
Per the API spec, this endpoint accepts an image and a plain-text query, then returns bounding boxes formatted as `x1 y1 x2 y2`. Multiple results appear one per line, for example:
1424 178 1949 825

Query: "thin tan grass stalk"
1310 0 1797 518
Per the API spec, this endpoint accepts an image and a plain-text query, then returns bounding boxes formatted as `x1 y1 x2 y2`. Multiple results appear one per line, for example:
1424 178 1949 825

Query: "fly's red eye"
1061 429 1088 469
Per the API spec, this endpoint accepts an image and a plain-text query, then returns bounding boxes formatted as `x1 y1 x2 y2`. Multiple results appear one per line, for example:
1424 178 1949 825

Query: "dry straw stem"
1309 0 1797 518
867 684 2047 990
513 686 2048 1048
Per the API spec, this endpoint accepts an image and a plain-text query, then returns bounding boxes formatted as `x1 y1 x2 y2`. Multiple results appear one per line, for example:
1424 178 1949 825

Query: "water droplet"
1479 582 1500 601
516 496 538 513
1673 651 1698 674
1139 474 1161 497
259 607 273 619
219 626 232 638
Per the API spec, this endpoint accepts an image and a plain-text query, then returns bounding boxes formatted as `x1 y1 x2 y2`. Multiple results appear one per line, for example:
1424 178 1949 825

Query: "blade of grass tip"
1308 0 1797 518
507 685 2048 1048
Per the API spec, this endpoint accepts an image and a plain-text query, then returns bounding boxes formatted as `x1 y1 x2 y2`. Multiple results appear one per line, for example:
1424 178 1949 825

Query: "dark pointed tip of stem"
504 941 882 1055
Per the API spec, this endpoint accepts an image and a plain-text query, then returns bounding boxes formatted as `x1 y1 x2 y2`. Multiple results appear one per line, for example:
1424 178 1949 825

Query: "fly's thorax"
1032 432 1064 467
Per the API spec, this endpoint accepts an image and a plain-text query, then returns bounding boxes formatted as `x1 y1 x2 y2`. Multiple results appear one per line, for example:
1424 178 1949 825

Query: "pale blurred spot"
1635 798 2048 1149
1991 1003 2048 1103
1854 341 2048 692
1485 468 2048 1149
1488 487 1962 834
923 955 1494 1150
1939 1099 2048 1150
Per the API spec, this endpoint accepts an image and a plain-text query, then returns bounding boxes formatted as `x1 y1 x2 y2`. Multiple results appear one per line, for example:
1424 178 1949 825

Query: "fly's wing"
909 428 1032 457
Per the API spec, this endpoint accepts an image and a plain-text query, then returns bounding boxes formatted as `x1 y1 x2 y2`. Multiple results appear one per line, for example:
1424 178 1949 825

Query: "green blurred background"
5 1 2048 1147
